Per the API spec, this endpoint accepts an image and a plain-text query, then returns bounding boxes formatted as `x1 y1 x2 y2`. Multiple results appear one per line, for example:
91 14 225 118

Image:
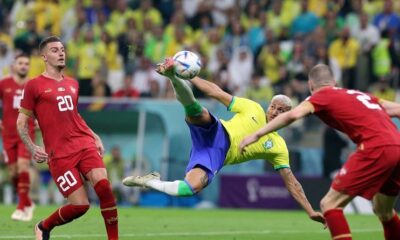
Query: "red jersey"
0 77 34 138
307 87 400 149
20 75 96 158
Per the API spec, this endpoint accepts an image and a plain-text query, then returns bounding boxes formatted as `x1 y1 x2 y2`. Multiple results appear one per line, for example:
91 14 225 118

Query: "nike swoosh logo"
251 116 258 124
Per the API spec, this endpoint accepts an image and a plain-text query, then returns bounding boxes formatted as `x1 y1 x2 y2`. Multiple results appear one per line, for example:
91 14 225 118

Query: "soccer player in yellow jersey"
123 58 325 225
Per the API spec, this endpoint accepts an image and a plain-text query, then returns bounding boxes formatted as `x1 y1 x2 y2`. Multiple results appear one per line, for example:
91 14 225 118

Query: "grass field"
0 205 386 240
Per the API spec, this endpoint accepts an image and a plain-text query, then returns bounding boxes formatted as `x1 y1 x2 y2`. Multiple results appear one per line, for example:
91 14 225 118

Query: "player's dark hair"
14 52 30 60
308 64 335 87
39 36 62 52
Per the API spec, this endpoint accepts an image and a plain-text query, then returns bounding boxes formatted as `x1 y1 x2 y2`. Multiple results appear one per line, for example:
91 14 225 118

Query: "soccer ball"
173 51 202 80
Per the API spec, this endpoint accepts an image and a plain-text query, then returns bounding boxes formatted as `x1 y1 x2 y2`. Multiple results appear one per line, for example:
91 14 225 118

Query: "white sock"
146 179 194 196
169 76 196 106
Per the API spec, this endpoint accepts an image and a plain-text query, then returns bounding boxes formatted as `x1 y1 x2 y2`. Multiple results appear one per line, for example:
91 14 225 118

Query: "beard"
17 72 27 78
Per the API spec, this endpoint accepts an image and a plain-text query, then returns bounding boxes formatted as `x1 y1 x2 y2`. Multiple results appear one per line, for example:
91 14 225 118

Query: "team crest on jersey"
70 86 76 93
44 88 52 93
263 139 273 149
57 87 65 92
5 88 11 93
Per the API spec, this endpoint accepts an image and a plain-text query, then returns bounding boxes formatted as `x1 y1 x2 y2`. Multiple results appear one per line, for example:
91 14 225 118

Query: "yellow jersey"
221 97 290 170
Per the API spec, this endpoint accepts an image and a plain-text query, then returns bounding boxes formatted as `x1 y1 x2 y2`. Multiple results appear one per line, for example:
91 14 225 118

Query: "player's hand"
309 211 326 228
239 134 259 154
155 57 175 77
95 137 105 157
31 145 48 163
34 119 40 130
0 119 3 132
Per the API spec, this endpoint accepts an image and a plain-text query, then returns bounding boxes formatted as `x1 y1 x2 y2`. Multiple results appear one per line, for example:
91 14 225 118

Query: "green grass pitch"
0 204 386 239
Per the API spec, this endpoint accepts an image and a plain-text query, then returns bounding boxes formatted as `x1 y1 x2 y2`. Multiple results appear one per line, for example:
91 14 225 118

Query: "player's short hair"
14 52 30 60
271 94 292 110
308 64 335 87
39 36 62 52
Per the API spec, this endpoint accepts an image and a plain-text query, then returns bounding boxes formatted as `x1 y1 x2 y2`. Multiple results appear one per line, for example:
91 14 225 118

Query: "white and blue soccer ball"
173 51 202 80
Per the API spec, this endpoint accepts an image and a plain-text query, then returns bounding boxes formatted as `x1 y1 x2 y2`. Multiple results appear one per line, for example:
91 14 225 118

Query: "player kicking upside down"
0 54 35 221
16 36 118 240
240 64 400 240
123 58 325 226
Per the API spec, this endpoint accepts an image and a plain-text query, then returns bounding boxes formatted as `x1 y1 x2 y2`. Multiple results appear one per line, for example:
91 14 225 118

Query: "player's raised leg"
155 58 213 125
320 188 354 240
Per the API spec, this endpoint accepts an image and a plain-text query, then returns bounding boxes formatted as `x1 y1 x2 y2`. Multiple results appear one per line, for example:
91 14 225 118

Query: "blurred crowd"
0 0 400 103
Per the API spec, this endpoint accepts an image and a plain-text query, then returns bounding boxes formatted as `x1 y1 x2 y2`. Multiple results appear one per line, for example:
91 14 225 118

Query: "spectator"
291 0 320 37
101 31 124 93
132 0 162 32
103 146 129 203
244 73 274 103
257 40 287 89
373 0 400 37
76 27 106 96
91 71 112 97
328 27 360 89
112 75 140 98
0 42 13 78
227 46 253 96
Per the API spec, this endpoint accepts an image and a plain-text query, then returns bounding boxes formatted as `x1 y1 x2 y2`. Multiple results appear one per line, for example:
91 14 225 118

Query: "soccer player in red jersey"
16 36 118 240
240 64 400 240
0 53 35 221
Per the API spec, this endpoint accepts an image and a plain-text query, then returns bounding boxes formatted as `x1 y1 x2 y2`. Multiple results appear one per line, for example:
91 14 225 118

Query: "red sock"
42 204 89 231
324 208 352 240
17 171 31 209
94 179 118 240
381 213 400 240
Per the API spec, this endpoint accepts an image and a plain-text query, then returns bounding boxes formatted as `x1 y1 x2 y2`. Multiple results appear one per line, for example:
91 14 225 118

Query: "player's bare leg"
16 157 34 221
373 193 400 240
320 188 354 240
35 186 90 240
86 168 118 240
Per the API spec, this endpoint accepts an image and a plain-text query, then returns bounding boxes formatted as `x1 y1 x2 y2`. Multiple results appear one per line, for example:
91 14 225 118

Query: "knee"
320 196 332 213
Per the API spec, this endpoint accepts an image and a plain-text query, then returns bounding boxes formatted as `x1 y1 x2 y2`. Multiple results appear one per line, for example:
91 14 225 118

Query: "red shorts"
3 136 32 165
332 145 400 200
48 147 105 197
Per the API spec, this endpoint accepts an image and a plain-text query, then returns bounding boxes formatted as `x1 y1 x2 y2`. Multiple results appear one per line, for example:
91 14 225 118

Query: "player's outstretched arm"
190 77 233 107
16 112 48 163
279 168 326 227
380 99 400 118
240 101 314 153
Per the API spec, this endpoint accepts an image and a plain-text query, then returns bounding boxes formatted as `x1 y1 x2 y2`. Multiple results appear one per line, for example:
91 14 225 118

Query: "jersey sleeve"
20 80 36 116
0 80 3 99
227 97 262 114
270 150 290 171
306 90 331 113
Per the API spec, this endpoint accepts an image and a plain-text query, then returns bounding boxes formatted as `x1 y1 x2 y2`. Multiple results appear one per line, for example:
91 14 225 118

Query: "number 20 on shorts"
56 170 78 192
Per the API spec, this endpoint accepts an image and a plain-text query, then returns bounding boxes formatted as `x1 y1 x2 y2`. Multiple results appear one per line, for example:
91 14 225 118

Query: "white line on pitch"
0 229 382 239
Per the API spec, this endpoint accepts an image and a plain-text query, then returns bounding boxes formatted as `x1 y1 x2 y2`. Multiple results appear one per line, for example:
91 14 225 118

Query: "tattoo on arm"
17 118 35 153
282 168 312 214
